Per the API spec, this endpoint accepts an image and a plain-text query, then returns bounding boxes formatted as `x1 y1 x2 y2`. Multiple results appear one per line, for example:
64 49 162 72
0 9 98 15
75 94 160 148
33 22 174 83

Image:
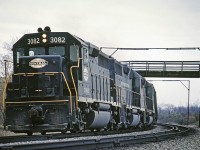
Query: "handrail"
1 76 10 113
121 61 200 72
13 72 63 76
60 72 73 113
70 58 83 111
6 72 73 113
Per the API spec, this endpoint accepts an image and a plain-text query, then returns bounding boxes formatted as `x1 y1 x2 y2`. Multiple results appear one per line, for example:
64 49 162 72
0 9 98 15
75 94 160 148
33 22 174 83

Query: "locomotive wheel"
107 123 114 131
27 131 33 136
113 124 119 131
104 126 110 131
90 129 94 132
70 124 81 133
41 131 46 135
70 130 77 133
138 123 142 128
97 129 101 132
70 128 79 133
61 129 67 134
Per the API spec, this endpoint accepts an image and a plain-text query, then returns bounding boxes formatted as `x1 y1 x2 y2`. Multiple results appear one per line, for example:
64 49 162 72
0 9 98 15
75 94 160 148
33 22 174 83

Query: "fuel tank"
128 114 140 127
86 110 111 129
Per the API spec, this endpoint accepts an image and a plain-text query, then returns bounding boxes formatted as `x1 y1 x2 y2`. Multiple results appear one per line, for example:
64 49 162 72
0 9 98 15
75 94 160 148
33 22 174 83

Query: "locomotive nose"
28 106 44 124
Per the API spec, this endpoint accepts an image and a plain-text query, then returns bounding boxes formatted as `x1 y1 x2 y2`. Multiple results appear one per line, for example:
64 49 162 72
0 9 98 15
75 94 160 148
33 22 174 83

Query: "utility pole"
148 80 190 125
4 60 7 79
199 106 200 128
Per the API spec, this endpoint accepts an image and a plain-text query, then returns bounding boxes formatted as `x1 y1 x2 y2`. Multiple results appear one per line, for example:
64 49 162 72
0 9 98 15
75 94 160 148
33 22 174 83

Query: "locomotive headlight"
42 39 47 43
42 34 47 38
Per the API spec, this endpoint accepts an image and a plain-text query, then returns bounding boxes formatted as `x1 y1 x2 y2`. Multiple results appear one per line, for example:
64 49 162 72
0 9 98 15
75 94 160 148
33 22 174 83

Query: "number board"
49 37 66 44
26 35 66 45
27 38 40 45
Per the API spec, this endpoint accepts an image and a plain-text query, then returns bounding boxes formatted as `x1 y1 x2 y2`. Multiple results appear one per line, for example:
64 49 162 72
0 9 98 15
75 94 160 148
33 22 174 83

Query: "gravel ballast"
116 127 200 150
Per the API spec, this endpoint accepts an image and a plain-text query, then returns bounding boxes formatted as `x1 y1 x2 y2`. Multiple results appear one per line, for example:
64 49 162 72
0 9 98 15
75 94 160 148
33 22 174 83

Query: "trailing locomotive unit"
2 27 157 135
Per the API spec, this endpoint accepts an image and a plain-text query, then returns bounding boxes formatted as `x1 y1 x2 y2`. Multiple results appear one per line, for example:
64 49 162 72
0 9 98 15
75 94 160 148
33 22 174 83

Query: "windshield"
49 46 65 56
29 47 45 56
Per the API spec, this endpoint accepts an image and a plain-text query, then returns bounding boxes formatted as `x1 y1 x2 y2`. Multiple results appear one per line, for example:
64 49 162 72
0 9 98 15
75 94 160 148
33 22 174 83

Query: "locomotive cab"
4 29 84 134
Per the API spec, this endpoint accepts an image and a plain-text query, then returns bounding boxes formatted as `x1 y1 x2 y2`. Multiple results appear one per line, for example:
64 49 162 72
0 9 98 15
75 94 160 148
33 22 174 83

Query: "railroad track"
0 123 195 150
0 125 154 144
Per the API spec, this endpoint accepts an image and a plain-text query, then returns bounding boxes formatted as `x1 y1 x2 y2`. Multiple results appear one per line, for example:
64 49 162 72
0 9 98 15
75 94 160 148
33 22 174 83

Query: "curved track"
0 123 195 150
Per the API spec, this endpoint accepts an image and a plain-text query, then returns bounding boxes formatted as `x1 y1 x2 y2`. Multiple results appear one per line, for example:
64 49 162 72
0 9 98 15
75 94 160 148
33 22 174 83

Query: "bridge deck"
121 61 200 78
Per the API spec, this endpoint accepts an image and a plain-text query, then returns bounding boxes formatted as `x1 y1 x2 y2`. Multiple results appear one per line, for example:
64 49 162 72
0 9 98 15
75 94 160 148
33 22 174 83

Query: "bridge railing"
121 61 200 78
121 61 200 72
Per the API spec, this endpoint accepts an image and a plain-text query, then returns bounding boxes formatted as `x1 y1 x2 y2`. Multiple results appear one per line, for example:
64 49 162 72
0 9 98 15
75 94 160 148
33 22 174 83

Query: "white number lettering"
61 37 65 43
27 38 40 45
37 38 39 44
50 37 66 43
58 37 61 43
27 39 30 44
50 37 54 43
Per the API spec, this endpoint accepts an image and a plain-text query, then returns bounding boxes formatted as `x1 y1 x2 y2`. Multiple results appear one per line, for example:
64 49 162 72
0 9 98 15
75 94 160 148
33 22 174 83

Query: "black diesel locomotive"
2 27 157 135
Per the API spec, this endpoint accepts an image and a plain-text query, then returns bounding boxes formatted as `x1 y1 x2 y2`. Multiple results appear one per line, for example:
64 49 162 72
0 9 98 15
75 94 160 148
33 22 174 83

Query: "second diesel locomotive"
2 27 157 135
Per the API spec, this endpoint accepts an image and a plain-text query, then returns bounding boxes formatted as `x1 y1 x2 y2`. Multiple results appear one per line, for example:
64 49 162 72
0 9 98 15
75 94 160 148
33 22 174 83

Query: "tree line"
157 104 199 125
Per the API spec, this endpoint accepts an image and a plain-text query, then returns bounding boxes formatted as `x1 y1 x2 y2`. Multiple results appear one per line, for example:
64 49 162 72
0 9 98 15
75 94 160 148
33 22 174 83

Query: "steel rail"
0 123 194 150
0 125 154 144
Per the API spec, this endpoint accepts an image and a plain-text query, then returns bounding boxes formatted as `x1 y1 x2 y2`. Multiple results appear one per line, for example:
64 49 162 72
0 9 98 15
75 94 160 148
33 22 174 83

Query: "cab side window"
16 48 25 63
70 45 79 62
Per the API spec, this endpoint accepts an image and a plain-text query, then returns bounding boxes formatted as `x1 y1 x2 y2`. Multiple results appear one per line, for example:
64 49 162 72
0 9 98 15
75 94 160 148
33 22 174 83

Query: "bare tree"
0 31 29 77
0 54 13 77
0 37 19 77
0 37 19 126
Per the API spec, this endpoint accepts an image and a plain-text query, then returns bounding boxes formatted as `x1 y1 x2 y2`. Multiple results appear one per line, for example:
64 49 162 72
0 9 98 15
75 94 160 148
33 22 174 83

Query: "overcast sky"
0 0 199 106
